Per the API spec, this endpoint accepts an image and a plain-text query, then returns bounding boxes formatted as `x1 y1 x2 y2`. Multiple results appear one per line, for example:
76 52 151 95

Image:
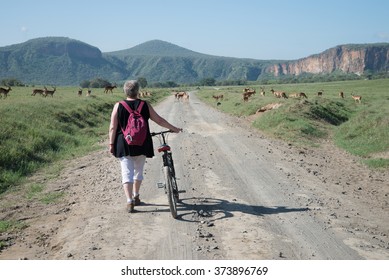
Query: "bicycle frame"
151 130 179 218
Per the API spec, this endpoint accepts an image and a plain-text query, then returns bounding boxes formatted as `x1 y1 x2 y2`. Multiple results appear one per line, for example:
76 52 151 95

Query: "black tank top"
113 99 154 158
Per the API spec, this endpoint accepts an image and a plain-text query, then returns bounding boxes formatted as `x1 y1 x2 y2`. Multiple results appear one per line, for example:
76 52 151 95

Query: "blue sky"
1 0 389 60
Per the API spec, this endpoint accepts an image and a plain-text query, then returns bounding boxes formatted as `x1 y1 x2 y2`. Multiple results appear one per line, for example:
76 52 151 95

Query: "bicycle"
151 130 180 219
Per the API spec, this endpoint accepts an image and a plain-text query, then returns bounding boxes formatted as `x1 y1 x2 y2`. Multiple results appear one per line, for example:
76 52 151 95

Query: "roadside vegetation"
197 79 389 169
1 79 388 195
0 87 169 194
0 79 388 250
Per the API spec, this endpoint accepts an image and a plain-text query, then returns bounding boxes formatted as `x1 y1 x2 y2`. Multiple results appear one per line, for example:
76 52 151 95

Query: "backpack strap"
119 100 144 113
119 100 133 113
136 100 145 113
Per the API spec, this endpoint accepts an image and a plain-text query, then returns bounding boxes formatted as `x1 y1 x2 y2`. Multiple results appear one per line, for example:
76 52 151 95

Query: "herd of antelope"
1 85 363 104
139 91 153 98
235 87 362 103
0 85 159 99
30 86 57 97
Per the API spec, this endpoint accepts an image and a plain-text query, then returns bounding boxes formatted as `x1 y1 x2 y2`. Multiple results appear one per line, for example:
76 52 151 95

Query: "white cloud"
20 26 28 33
377 32 389 40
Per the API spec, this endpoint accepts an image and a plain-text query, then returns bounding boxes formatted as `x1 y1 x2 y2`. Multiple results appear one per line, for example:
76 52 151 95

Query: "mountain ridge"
1 37 388 85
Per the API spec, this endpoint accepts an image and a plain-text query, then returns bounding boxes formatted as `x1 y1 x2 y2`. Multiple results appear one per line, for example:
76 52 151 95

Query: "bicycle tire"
163 166 178 219
167 153 179 200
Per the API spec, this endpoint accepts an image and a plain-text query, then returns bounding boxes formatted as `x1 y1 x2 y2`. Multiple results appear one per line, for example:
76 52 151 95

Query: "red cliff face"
265 45 389 76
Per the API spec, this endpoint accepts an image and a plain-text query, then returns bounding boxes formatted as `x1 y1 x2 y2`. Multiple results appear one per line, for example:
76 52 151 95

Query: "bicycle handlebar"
150 130 173 137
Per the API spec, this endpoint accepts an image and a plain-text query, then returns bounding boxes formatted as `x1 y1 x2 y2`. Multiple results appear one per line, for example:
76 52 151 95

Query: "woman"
109 80 182 213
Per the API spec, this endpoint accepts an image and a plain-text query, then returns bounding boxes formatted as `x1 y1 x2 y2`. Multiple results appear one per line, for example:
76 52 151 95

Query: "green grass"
0 220 28 233
39 191 65 204
24 182 64 204
26 183 45 199
0 220 28 250
197 79 389 168
0 86 170 194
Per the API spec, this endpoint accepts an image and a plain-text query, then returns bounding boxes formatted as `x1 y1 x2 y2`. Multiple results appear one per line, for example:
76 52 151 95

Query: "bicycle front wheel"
163 166 178 219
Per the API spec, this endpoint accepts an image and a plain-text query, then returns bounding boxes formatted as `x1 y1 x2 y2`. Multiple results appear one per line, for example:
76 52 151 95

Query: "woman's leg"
120 156 135 211
133 155 146 205
122 182 133 202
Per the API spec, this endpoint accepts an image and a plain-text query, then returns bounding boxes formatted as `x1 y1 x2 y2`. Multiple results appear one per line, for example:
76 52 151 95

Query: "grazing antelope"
243 88 256 95
43 86 56 97
174 91 188 101
270 88 288 99
247 89 256 96
242 92 252 101
0 86 12 98
86 89 91 97
289 92 299 98
317 90 323 96
351 93 362 103
243 94 249 102
212 94 223 101
78 89 82 96
339 91 344 98
32 88 44 96
242 89 255 101
104 85 117 93
176 91 186 100
286 92 307 99
260 86 265 96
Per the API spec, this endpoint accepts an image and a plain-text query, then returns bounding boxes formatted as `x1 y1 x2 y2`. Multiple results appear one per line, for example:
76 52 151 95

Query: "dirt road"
1 92 388 260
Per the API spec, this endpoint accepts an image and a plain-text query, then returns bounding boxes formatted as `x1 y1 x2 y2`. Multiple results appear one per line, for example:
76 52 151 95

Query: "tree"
1 78 24 86
137 77 148 88
200 78 216 86
85 78 112 88
80 80 90 88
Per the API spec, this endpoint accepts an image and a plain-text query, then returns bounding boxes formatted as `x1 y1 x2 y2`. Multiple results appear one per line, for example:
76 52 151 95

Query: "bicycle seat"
157 144 171 153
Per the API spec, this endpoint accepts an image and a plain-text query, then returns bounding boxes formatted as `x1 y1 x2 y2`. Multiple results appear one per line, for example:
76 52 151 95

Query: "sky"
1 0 389 60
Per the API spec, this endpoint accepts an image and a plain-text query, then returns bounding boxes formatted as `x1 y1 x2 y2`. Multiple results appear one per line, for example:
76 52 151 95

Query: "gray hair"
123 80 140 98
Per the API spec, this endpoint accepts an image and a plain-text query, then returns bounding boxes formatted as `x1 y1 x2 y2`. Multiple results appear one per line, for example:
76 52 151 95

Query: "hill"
0 37 388 85
107 39 205 57
0 37 127 85
105 40 276 84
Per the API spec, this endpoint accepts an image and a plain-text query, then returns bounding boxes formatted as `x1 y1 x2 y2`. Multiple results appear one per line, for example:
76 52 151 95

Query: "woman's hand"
171 127 183 133
109 144 115 155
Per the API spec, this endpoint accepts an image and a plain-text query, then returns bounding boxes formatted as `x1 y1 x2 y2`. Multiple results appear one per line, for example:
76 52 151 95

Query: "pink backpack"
119 100 148 146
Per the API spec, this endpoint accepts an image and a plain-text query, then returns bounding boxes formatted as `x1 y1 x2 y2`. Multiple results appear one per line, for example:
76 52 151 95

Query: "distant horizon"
2 35 389 62
2 0 389 60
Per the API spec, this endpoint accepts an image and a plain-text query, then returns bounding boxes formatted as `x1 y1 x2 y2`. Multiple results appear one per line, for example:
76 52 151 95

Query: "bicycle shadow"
177 197 309 222
138 196 309 223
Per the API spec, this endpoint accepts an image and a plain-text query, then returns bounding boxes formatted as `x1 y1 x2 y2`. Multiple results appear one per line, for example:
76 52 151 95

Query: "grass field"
1 80 388 194
0 86 169 194
197 79 389 169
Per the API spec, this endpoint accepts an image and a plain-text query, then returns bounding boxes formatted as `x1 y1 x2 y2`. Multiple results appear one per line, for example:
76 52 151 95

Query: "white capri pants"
119 155 146 184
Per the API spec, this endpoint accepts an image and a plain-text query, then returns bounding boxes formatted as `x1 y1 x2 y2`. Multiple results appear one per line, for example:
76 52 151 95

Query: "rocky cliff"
266 44 389 76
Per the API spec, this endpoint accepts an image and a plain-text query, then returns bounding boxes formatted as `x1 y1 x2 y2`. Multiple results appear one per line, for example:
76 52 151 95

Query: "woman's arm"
108 102 119 154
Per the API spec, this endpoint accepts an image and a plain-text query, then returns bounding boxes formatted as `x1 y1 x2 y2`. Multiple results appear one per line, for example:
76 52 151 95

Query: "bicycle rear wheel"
163 166 177 219
167 153 179 200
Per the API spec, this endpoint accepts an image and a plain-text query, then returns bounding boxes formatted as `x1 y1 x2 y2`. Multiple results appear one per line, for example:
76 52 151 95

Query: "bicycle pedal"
156 182 165 188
